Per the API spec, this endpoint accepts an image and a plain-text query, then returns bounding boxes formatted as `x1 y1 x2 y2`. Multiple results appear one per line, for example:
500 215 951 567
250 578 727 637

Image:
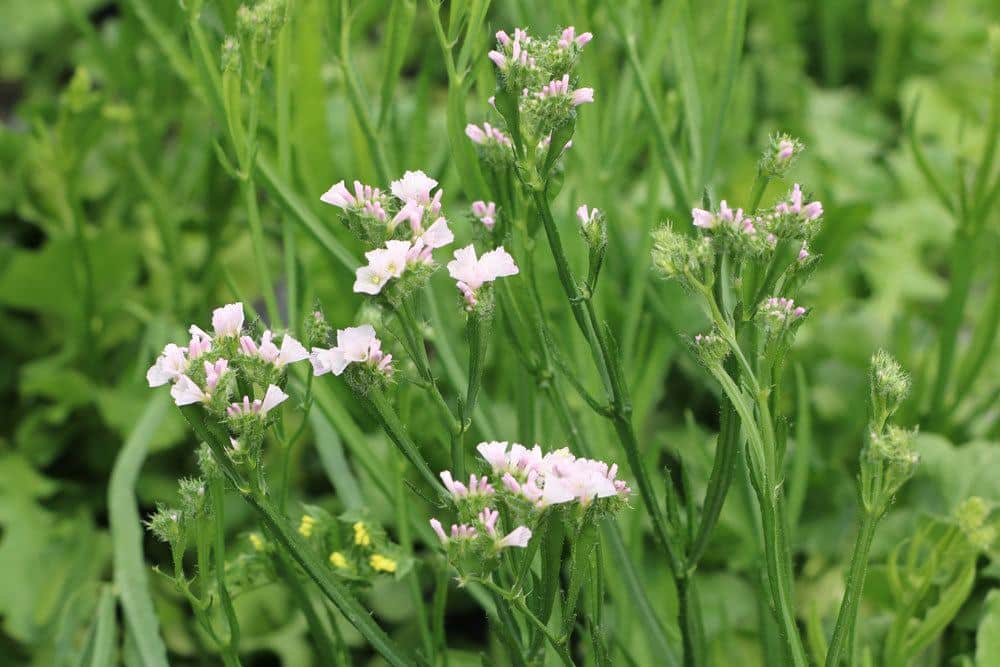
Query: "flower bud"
178 477 208 517
221 36 242 74
870 350 910 418
304 307 333 349
651 224 713 289
761 133 804 177
691 330 731 367
147 505 184 546
956 496 996 551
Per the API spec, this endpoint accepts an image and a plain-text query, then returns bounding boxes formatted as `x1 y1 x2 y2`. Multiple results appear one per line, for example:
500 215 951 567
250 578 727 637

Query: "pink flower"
429 518 449 544
471 201 497 230
391 170 438 205
803 201 823 221
204 359 228 391
798 242 810 261
477 441 510 471
257 331 309 368
479 508 500 536
778 139 795 161
692 208 716 229
441 471 495 499
187 334 211 359
450 524 477 541
488 50 507 69
571 87 594 106
170 375 209 406
576 204 599 227
212 303 245 338
558 26 593 49
147 343 188 387
448 245 519 310
447 245 519 292
465 124 487 144
320 180 355 208
227 384 288 417
321 180 389 221
496 30 511 46
310 324 391 377
417 218 454 249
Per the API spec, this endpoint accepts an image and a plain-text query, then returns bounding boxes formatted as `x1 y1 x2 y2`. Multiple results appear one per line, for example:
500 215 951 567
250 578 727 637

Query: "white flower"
147 343 188 387
212 302 245 337
390 170 438 204
447 244 519 291
170 375 209 406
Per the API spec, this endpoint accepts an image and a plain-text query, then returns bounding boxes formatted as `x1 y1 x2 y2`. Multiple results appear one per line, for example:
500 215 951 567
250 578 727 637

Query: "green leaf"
108 395 170 667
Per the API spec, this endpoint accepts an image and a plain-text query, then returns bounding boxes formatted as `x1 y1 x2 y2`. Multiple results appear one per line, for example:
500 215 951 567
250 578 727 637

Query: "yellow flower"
370 554 397 573
298 514 317 538
353 521 371 547
329 551 348 569
248 533 265 551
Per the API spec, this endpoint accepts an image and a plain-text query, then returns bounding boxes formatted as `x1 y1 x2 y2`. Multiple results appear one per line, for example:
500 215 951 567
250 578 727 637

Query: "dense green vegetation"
1 1 998 665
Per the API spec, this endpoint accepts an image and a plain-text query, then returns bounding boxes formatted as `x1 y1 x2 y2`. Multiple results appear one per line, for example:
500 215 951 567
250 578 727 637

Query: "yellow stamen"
298 514 317 538
329 551 348 569
353 521 371 547
370 554 397 573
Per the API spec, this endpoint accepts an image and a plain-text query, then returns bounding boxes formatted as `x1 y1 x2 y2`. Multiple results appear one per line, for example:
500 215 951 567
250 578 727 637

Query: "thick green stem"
826 511 879 666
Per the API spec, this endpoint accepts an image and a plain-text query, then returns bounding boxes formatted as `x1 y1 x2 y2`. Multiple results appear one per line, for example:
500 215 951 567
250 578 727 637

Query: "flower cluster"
428 441 629 570
760 296 807 321
446 245 520 310
471 200 497 230
690 183 824 256
469 26 595 171
147 303 306 441
477 441 631 508
650 223 714 287
321 169 454 251
297 508 409 582
860 351 919 515
692 330 731 366
465 122 514 165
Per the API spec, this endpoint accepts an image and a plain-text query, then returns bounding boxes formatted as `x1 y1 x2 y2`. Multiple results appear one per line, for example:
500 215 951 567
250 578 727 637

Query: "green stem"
748 169 771 211
826 511 879 666
474 577 576 667
210 478 241 652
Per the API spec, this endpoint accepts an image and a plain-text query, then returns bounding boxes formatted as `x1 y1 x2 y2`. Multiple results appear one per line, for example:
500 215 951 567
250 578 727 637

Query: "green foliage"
2 0 998 665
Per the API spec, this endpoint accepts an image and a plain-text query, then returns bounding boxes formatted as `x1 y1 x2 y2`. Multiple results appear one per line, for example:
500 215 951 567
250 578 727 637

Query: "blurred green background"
1 0 999 665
